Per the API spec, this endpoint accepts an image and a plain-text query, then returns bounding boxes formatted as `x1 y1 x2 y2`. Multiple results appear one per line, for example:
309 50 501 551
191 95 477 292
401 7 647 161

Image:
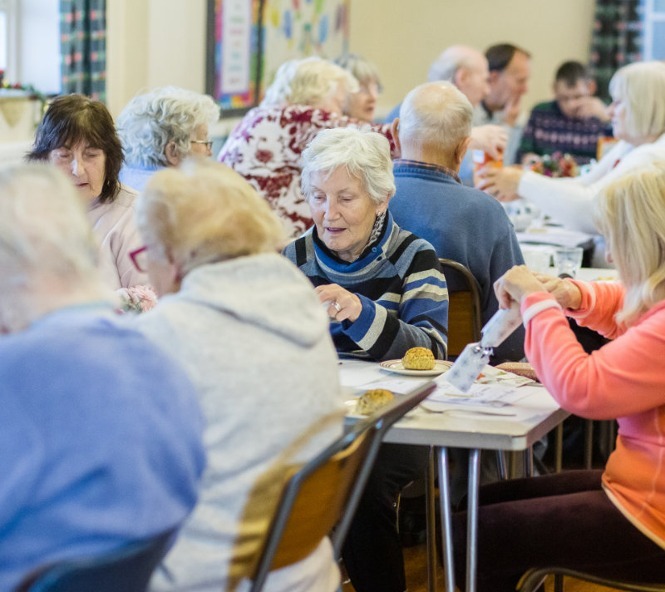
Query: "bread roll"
402 347 435 370
356 389 395 415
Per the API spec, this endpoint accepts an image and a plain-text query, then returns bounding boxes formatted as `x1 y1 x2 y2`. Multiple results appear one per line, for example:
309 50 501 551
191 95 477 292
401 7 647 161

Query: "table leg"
426 448 438 592
437 447 455 592
466 448 481 592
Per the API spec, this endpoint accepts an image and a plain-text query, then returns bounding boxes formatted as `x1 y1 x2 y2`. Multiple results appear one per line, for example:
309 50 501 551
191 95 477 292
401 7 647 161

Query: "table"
340 360 569 592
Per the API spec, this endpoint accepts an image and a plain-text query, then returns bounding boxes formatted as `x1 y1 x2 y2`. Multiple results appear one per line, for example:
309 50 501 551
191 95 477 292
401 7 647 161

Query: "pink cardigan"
522 281 665 549
87 185 149 290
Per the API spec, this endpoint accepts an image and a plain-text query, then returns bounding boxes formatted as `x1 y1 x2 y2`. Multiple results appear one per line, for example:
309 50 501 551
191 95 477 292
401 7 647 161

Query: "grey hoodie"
137 253 344 592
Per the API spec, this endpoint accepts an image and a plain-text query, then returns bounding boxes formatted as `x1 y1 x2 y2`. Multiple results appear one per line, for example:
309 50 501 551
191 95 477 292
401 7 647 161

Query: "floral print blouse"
218 104 396 238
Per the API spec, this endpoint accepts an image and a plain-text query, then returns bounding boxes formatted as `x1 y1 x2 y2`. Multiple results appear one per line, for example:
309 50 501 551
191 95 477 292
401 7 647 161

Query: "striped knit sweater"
283 214 449 361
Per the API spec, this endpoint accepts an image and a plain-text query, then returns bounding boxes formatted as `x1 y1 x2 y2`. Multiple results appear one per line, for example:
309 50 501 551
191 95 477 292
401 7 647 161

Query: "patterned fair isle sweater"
517 100 612 165
283 214 449 361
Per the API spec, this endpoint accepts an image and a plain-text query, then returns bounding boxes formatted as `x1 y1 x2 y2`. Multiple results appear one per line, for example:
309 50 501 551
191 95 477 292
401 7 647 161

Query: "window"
0 0 17 78
0 0 59 93
643 0 665 60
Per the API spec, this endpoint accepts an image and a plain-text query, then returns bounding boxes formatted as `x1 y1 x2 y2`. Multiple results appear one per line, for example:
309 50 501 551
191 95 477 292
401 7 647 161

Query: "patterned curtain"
589 0 643 102
60 0 107 101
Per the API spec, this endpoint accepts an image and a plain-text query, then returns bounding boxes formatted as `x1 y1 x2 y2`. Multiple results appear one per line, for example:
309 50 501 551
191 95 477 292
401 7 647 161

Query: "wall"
108 0 596 118
349 0 597 116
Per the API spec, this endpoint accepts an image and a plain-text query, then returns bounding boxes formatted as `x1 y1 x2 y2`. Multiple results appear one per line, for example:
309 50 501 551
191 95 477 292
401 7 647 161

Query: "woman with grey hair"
117 86 220 192
480 61 665 235
132 158 344 592
334 53 382 122
283 127 448 592
219 57 398 238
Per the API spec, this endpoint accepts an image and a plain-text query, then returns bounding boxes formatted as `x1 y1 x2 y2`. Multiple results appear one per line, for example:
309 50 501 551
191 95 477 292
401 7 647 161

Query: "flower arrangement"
116 285 158 314
528 152 579 178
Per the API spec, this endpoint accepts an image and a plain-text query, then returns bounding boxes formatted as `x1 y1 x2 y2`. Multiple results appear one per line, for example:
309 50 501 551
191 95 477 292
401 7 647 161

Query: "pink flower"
116 285 158 314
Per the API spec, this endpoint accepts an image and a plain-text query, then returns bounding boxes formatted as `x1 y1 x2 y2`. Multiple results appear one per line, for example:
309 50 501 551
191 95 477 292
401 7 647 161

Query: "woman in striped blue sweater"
283 127 448 592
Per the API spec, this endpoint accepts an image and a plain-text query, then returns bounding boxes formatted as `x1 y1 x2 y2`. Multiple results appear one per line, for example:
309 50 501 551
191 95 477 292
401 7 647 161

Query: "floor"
342 537 623 592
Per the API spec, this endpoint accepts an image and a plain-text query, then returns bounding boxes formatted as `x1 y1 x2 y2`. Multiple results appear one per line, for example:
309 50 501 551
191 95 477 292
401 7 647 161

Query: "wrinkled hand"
532 272 583 310
469 125 507 160
494 265 546 309
476 165 523 201
502 94 522 126
572 97 610 122
315 284 362 323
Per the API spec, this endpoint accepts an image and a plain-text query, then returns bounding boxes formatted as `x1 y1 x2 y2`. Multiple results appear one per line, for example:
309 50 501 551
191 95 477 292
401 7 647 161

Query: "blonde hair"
137 158 284 275
0 163 102 329
609 61 665 140
283 57 358 106
594 161 665 325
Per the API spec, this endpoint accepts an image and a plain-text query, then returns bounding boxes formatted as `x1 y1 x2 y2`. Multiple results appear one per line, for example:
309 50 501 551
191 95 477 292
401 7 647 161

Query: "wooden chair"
247 380 437 592
18 529 174 592
439 258 482 359
518 566 665 592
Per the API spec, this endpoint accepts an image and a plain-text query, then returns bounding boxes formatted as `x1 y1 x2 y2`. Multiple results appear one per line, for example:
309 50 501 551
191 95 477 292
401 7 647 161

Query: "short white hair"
301 128 395 205
334 53 382 89
428 45 485 83
609 61 665 139
265 57 358 107
0 164 101 324
399 81 473 154
117 86 220 168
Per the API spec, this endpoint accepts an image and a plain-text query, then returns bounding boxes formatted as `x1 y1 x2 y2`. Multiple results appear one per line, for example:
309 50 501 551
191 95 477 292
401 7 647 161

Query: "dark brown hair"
26 94 123 203
485 43 531 73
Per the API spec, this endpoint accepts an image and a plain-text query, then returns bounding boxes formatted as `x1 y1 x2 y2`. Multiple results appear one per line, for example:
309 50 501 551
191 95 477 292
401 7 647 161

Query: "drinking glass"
554 247 584 277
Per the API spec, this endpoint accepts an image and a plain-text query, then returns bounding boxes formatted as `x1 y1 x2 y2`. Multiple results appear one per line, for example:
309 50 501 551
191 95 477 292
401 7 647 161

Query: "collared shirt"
393 159 462 184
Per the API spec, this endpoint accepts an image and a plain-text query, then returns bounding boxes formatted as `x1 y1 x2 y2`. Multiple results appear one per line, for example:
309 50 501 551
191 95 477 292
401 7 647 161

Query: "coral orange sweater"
522 281 665 549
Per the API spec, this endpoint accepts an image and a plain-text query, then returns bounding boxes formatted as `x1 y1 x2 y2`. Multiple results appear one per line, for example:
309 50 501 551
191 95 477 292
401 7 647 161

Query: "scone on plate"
356 389 395 415
402 347 435 370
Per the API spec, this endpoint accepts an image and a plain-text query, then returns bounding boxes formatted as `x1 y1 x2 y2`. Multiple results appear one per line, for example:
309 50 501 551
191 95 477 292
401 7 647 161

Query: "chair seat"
518 566 665 592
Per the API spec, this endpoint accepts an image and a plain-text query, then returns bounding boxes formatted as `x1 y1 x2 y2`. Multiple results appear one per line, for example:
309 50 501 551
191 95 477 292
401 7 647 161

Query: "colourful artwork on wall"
207 0 350 115
261 0 350 94
208 0 263 112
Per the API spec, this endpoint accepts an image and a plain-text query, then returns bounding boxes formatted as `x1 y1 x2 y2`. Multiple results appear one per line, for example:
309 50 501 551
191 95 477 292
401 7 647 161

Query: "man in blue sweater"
0 163 205 590
389 80 525 363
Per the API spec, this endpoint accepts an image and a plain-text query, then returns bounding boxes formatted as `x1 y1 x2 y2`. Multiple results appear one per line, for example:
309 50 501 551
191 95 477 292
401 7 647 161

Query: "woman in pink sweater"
453 162 665 591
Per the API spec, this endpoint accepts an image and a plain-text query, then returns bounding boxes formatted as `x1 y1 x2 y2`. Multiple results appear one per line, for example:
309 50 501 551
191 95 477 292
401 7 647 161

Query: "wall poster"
207 0 350 117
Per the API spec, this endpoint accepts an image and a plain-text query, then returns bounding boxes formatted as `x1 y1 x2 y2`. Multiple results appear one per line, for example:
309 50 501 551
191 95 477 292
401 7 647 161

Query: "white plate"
379 359 452 376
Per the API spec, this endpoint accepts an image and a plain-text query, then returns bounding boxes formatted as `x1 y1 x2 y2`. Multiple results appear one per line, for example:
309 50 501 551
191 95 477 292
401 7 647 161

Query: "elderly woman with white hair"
132 158 344 592
117 86 220 192
283 127 448 592
480 61 665 235
334 53 382 122
219 57 397 238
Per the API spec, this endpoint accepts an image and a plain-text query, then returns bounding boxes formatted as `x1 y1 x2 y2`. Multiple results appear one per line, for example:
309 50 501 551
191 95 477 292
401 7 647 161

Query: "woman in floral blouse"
218 57 397 238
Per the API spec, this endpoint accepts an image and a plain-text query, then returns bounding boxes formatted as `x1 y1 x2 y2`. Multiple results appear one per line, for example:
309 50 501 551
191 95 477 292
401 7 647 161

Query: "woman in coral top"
453 162 665 592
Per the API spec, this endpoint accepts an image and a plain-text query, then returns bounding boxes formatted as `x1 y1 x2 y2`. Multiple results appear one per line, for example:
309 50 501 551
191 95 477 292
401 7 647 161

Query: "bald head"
397 81 473 162
428 45 489 107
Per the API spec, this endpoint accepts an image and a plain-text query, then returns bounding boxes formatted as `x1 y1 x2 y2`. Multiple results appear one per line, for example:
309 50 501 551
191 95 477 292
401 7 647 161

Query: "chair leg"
584 420 594 469
554 423 563 473
554 573 564 592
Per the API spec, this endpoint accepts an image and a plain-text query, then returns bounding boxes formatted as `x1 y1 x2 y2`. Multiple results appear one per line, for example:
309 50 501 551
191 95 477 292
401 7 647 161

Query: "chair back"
19 529 174 592
248 380 437 592
518 566 665 592
439 258 482 359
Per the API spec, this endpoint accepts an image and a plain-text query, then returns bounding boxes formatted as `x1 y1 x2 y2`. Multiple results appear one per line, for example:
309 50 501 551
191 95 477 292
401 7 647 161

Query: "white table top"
340 359 568 451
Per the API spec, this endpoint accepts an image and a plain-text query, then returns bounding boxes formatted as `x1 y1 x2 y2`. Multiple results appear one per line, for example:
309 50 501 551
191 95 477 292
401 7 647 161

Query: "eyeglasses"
129 245 148 273
190 139 213 150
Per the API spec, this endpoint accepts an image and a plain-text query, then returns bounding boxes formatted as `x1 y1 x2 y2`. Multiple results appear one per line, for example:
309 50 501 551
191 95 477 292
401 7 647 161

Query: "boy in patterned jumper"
518 61 613 165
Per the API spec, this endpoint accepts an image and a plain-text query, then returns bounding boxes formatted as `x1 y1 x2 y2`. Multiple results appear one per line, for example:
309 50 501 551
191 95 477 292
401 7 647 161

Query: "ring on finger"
331 301 342 313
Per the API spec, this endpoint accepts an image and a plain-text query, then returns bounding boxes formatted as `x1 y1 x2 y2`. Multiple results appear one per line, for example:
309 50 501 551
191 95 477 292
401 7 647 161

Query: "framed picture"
206 0 350 117
206 0 264 117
